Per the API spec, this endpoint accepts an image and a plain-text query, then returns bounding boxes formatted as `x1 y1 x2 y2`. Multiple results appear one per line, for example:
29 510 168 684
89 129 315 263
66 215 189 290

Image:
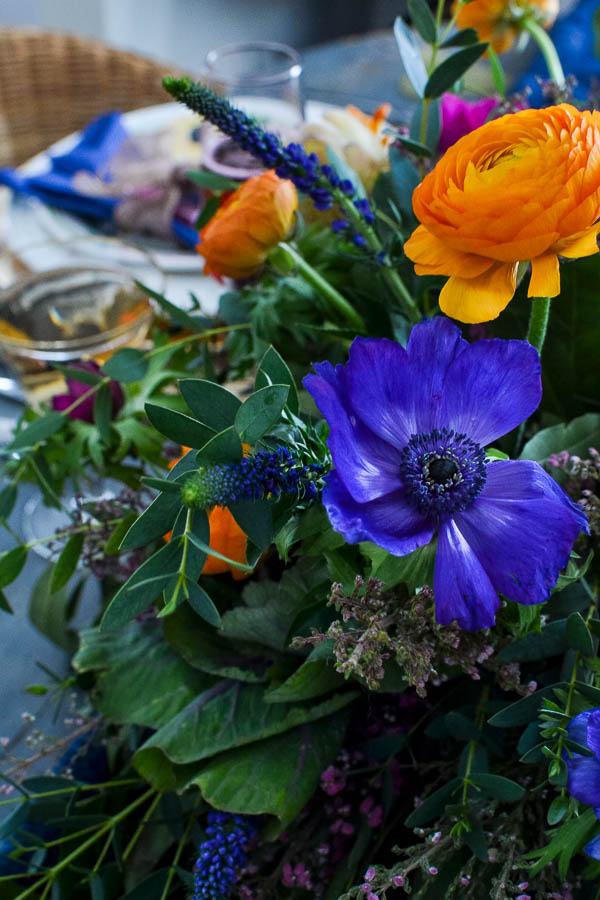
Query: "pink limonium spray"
438 93 499 154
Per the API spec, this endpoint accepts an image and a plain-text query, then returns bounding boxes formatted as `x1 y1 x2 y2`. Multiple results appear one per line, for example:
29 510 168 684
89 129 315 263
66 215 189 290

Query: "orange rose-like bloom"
198 169 298 279
455 0 559 54
404 104 600 324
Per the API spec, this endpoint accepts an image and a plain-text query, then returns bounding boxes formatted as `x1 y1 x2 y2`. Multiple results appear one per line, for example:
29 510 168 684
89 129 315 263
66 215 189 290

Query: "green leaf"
0 590 13 613
29 570 82 652
195 426 243 465
405 778 461 827
0 545 27 589
408 0 437 43
487 45 506 96
8 412 64 450
179 379 242 431
496 619 568 662
255 346 299 415
394 15 428 97
145 403 216 448
388 145 421 220
363 538 436 592
185 582 222 627
140 476 182 494
525 807 596 877
424 43 489 98
50 534 84 593
234 385 289 444
440 27 479 47
187 531 253 573
554 550 593 591
470 773 524 802
186 169 240 190
105 512 137 555
488 683 565 727
0 483 17 520
120 491 182 550
190 712 350 828
195 194 220 230
136 280 210 333
547 795 569 825
565 611 595 657
409 97 441 152
229 499 273 551
102 348 148 383
51 363 103 385
119 869 171 900
444 711 480 742
93 382 113 444
394 135 432 158
265 657 345 703
520 413 600 463
100 540 182 630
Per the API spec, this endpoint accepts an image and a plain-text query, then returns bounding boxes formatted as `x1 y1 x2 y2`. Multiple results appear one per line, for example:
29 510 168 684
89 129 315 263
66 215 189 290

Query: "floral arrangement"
1 2 600 898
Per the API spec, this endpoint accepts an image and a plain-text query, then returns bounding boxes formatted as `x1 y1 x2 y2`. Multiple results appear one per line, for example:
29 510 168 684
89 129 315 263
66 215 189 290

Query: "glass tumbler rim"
205 40 302 88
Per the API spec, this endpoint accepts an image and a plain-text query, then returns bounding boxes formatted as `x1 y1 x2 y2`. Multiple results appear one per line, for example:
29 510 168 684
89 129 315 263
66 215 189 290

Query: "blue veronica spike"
193 812 256 900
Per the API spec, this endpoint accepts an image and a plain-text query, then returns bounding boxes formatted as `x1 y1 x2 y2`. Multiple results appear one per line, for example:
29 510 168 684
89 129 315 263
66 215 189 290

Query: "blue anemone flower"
566 708 600 860
304 317 588 630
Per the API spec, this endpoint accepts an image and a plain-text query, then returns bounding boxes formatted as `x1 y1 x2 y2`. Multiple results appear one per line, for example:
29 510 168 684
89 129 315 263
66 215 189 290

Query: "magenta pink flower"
51 361 124 424
438 93 498 154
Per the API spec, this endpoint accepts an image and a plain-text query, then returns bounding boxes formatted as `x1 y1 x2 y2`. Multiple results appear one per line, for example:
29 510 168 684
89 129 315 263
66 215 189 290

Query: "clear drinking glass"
202 41 303 180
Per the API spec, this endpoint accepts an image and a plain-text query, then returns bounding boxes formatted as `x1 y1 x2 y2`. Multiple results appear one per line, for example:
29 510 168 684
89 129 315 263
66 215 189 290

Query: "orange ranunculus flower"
197 169 298 279
454 0 558 54
166 447 250 579
404 104 600 324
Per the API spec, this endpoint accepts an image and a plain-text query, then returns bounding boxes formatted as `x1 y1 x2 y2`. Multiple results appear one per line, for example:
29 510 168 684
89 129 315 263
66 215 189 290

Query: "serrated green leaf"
424 43 488 98
234 385 289 444
145 403 215 448
179 379 242 431
565 611 595 657
50 533 84 593
394 16 428 97
470 773 524 802
255 346 299 415
8 412 64 450
408 0 437 42
102 348 148 383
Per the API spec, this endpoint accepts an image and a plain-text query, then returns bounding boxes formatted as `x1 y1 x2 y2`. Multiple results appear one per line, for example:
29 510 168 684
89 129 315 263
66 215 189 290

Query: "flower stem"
276 241 366 333
522 18 566 88
526 296 551 357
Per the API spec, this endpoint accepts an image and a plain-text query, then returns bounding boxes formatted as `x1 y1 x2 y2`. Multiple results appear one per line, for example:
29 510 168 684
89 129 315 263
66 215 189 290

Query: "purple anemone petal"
304 363 404 502
585 832 600 861
451 460 588 608
345 318 467 447
322 470 435 556
441 338 542 445
568 709 598 751
587 710 600 757
434 516 500 630
567 755 600 806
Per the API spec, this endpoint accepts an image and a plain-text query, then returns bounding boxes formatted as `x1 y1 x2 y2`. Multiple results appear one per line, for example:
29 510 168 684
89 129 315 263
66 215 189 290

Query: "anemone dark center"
399 427 487 516
428 457 459 484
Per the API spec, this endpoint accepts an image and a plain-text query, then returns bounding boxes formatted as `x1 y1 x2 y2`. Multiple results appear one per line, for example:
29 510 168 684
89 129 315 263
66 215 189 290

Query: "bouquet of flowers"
1 1 600 897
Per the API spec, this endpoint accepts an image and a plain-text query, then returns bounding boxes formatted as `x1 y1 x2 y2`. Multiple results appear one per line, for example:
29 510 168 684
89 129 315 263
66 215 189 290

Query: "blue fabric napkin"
0 111 127 221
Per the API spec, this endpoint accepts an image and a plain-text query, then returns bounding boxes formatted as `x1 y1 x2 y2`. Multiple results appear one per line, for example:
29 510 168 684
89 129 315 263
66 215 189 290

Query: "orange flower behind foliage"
455 0 559 54
167 448 250 580
197 169 298 279
404 104 600 324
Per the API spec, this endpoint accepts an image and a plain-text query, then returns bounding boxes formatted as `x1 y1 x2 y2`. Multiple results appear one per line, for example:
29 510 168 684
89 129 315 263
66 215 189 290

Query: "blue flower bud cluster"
163 77 377 239
192 812 256 900
181 447 326 510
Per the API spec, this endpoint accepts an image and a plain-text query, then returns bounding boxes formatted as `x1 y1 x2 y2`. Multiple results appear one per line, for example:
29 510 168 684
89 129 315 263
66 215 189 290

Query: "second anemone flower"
197 169 297 280
304 317 587 630
404 104 600 324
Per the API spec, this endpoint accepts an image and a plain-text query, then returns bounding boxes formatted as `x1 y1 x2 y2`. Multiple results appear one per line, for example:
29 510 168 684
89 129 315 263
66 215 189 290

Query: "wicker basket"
0 28 193 168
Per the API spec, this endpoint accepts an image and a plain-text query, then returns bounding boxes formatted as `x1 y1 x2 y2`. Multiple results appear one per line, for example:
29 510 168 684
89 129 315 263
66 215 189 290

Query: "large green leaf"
265 656 345 703
520 413 600 463
135 681 354 767
362 539 436 591
191 712 350 828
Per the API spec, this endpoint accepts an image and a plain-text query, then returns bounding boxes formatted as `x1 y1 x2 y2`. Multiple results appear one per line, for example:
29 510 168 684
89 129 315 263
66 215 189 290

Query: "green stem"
526 296 551 357
144 322 251 359
276 242 366 332
522 18 566 87
122 791 162 861
0 779 142 808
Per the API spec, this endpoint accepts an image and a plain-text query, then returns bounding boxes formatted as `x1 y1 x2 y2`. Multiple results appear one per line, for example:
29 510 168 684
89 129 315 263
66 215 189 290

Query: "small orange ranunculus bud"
404 104 600 324
455 0 558 54
197 169 298 280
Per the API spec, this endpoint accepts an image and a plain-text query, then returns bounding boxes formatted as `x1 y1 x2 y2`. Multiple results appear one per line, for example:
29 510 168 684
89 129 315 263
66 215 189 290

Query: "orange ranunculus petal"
404 225 494 278
439 262 518 324
201 506 249 580
528 254 560 297
555 227 600 259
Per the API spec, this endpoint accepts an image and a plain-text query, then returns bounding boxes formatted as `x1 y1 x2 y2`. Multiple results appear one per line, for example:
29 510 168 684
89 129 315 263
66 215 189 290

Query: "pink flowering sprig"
548 447 600 541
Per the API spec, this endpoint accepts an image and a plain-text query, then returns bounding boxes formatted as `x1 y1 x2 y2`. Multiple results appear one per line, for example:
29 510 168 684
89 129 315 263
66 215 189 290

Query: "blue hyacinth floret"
163 77 377 244
193 812 256 900
181 447 326 510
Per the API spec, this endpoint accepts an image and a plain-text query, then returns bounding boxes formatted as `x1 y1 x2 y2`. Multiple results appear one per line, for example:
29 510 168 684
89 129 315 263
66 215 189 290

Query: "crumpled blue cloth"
0 111 126 220
514 0 600 104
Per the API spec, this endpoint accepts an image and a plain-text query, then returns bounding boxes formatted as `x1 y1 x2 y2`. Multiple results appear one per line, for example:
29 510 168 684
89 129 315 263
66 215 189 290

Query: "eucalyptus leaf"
496 619 568 662
102 348 148 383
255 345 299 415
488 683 566 727
0 545 27 589
394 16 428 97
100 540 182 631
50 533 84 593
120 491 182 550
409 97 441 152
93 382 113 443
234 385 289 444
440 27 479 46
565 611 595 657
8 412 64 450
0 483 17 520
185 582 222 627
229 499 273 551
470 773 524 802
405 778 461 827
195 426 243 465
186 169 240 190
408 0 437 43
424 43 488 98
179 379 242 431
394 135 432 158
145 403 216 448
195 194 220 230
